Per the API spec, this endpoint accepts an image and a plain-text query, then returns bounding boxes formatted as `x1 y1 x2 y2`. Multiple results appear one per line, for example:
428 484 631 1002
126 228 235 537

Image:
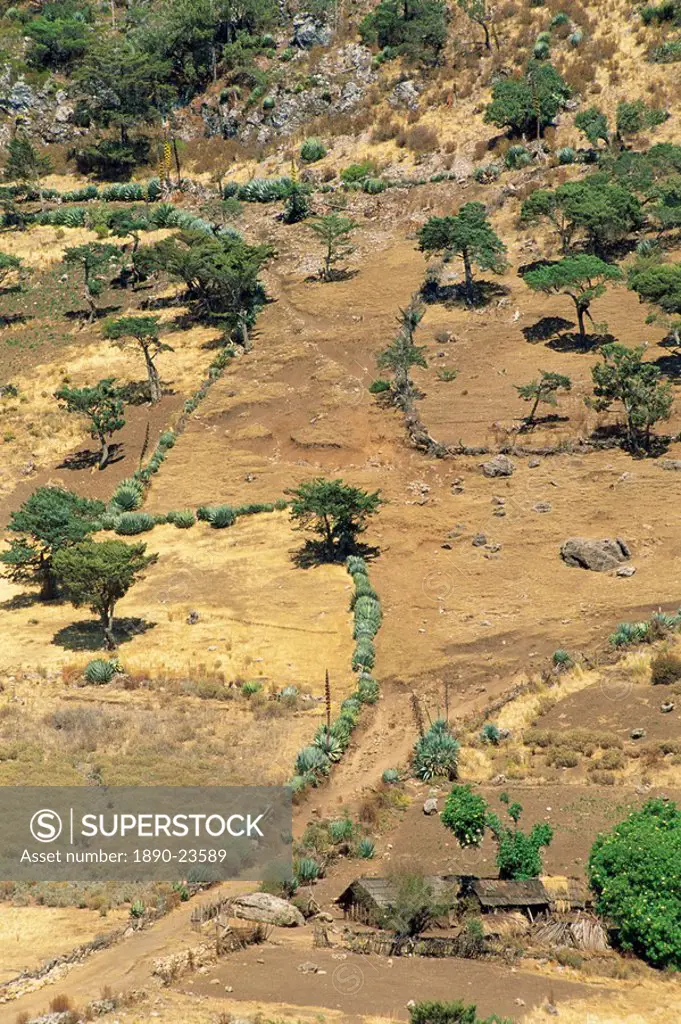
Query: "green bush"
413 720 459 781
441 784 487 847
352 638 376 670
357 675 379 703
300 138 327 163
480 722 501 745
382 768 400 784
167 509 196 529
588 798 681 968
409 1001 512 1024
363 177 386 194
114 512 155 535
346 555 368 574
651 40 681 62
557 146 577 164
341 161 376 185
369 378 392 393
84 658 118 685
651 651 681 685
200 504 237 528
237 177 292 202
356 837 376 858
313 726 344 762
294 855 321 884
111 481 144 512
241 680 262 697
505 145 532 170
328 818 354 843
158 430 176 448
295 745 331 779
552 648 573 667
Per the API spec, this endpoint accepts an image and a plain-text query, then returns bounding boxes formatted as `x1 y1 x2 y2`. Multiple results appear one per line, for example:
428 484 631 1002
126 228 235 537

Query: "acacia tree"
0 487 105 600
103 316 171 403
107 209 149 283
575 106 611 148
515 371 572 426
307 214 358 281
3 133 53 208
377 301 427 405
286 478 383 560
484 60 570 138
53 539 157 648
55 378 126 469
457 0 498 50
63 243 120 321
523 255 623 341
520 178 641 255
418 202 507 305
590 343 673 451
441 786 554 880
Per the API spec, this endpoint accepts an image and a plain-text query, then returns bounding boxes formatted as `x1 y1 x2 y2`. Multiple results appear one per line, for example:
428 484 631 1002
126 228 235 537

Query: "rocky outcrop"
292 15 333 48
560 537 630 572
229 892 305 927
481 454 515 478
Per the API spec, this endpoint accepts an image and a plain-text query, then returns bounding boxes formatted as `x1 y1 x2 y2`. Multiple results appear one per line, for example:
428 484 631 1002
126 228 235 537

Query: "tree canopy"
590 342 673 450
63 242 120 319
574 106 610 147
359 0 450 64
54 539 157 648
484 60 570 137
628 259 681 343
520 177 642 254
588 798 681 968
418 202 506 304
0 486 105 600
286 478 383 560
523 255 623 340
103 315 171 403
515 370 572 425
307 214 358 281
55 377 126 469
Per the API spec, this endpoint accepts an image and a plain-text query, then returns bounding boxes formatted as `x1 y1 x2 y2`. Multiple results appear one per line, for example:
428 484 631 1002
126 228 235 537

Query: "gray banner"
0 787 292 881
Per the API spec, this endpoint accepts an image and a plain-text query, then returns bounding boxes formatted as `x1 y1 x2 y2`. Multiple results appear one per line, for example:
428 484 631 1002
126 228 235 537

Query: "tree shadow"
589 424 672 458
57 443 125 471
421 280 509 307
0 312 31 328
518 414 569 432
52 616 156 652
304 269 360 284
64 304 122 324
654 349 681 382
546 331 615 354
522 316 575 344
292 540 379 569
0 591 45 611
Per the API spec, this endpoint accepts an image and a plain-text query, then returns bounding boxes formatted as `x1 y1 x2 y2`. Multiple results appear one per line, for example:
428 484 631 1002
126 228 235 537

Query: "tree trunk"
324 245 332 281
98 437 110 471
462 251 475 305
85 284 97 323
576 302 587 341
143 344 162 403
240 315 252 353
39 563 57 601
527 392 541 426
322 514 334 558
480 20 491 50
102 605 117 649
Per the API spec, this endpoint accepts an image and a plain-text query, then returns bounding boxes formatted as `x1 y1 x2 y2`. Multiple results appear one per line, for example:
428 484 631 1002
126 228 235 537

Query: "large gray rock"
230 892 305 927
292 15 333 48
389 79 421 110
481 454 515 478
560 537 630 572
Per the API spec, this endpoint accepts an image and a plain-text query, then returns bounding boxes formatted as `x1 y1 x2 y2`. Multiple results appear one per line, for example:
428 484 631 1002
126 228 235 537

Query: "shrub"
552 648 573 668
237 177 292 202
241 681 262 697
346 555 368 574
294 856 321 884
480 723 501 745
84 658 118 685
363 177 386 194
357 837 376 858
294 745 331 778
472 162 501 183
369 378 392 393
597 749 625 770
357 675 380 703
413 720 459 781
505 145 533 170
651 41 681 63
328 818 354 843
114 512 155 535
588 798 681 968
557 146 577 164
203 505 237 529
441 784 487 847
158 430 176 448
300 137 327 163
408 999 509 1024
350 573 378 602
547 747 579 768
341 160 376 185
382 768 400 784
651 651 681 685
167 509 196 529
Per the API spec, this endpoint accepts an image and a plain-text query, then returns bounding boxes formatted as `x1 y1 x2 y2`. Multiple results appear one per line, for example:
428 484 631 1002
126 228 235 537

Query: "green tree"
520 177 641 255
55 378 126 469
383 870 456 939
574 106 610 148
441 787 553 879
286 477 383 560
418 202 507 305
590 343 673 450
616 99 669 143
63 242 120 320
523 255 623 340
515 370 572 425
409 1001 512 1024
628 259 681 344
307 214 358 281
377 301 427 404
3 133 53 208
53 539 157 648
103 316 171 403
0 486 105 600
359 0 450 64
283 180 312 224
107 209 149 283
26 1 91 70
484 60 570 138
148 230 272 347
588 798 681 969
457 0 498 50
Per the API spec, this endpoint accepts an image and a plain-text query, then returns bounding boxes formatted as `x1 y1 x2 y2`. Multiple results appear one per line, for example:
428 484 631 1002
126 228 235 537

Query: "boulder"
389 79 421 110
481 454 514 478
560 538 630 572
423 797 438 815
230 892 305 927
292 15 333 48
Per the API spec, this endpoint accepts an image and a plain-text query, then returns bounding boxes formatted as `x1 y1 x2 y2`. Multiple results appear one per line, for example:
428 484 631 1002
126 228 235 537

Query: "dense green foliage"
383 872 455 938
63 242 121 318
103 315 170 403
515 370 572 425
307 214 357 280
588 799 681 968
574 106 610 147
377 301 427 403
520 177 642 254
413 719 459 781
418 202 506 303
360 0 450 63
0 487 104 600
409 1001 512 1024
484 61 570 137
441 784 487 847
55 377 126 469
523 255 623 340
591 343 673 450
286 478 383 560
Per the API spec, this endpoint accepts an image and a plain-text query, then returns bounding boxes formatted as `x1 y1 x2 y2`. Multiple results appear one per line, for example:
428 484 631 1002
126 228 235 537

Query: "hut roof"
470 878 550 909
337 875 461 911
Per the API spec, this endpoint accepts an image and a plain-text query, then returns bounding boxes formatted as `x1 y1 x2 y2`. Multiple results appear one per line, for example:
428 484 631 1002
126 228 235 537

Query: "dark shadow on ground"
57 444 125 471
522 316 575 344
0 591 46 611
64 304 122 324
547 331 615 353
422 280 510 307
654 348 681 382
0 313 30 328
517 414 570 432
292 540 380 569
52 616 156 651
303 269 360 284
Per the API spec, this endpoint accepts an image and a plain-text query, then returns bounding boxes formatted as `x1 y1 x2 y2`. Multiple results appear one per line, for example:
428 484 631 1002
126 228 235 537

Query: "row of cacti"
289 556 381 797
609 609 681 648
101 487 287 536
32 200 242 242
0 179 164 205
224 177 293 203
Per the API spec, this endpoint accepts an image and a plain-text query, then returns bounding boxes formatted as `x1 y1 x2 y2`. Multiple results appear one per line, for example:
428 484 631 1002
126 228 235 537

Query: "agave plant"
346 555 368 575
357 675 379 704
413 719 459 781
169 509 195 529
382 768 400 784
557 146 577 165
313 727 344 761
480 722 501 746
293 856 321 884
356 837 375 859
328 818 354 844
111 480 144 512
295 746 331 778
352 639 375 671
84 658 118 685
115 512 155 535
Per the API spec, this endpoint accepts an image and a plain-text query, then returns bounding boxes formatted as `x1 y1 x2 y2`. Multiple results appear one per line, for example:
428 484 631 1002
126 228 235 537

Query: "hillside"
2 0 681 1022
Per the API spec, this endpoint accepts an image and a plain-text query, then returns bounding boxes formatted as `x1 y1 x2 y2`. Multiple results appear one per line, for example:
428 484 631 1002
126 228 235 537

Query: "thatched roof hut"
337 876 461 925
468 879 551 916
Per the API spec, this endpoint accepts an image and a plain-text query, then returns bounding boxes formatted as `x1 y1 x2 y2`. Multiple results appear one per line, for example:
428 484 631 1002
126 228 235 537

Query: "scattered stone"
661 701 675 713
490 774 507 786
544 1005 559 1017
616 566 636 577
491 496 506 506
630 728 647 740
485 542 502 553
661 459 681 471
186 610 200 625
472 533 487 547
528 457 541 468
298 961 320 974
515 998 526 1007
560 538 630 573
230 892 305 927
481 454 515 478
493 507 506 517
245 473 255 482
533 502 552 513
441 542 452 550
407 1000 417 1010
225 986 233 992
423 797 438 815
